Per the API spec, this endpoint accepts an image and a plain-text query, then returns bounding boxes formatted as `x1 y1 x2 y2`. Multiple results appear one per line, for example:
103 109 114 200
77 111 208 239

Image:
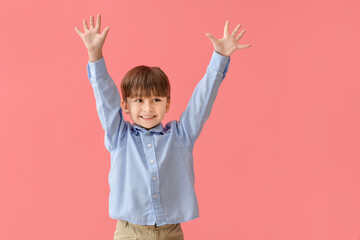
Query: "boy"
74 14 251 240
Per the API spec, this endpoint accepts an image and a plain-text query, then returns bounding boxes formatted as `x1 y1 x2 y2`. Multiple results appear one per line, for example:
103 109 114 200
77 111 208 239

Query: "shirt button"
152 176 157 181
146 132 150 135
150 159 154 164
147 143 152 148
153 194 157 199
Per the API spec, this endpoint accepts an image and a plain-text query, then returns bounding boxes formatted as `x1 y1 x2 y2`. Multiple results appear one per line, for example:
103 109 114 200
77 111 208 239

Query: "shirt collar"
131 123 165 135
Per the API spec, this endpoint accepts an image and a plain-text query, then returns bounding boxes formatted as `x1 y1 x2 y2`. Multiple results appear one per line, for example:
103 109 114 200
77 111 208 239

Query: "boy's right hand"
74 14 110 62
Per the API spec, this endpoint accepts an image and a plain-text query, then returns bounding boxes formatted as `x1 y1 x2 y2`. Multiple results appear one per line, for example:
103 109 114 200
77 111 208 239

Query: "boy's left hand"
206 21 251 57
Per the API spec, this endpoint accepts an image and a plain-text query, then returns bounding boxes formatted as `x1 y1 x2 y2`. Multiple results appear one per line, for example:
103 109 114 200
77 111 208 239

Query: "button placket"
143 133 165 224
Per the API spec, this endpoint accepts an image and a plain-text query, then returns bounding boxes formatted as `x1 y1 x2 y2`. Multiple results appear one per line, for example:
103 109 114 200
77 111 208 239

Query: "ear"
121 99 130 114
165 98 171 113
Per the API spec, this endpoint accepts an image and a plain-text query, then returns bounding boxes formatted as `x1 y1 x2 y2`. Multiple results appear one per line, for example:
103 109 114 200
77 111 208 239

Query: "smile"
141 115 156 120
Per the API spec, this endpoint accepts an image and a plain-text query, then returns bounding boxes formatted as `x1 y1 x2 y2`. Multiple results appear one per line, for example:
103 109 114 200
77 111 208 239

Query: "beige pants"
113 219 185 240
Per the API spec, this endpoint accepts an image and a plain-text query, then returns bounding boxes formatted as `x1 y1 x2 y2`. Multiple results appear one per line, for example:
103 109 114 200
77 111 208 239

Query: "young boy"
75 14 250 240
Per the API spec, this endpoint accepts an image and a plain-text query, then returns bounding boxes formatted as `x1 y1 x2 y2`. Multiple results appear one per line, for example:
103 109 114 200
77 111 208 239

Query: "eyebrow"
131 96 164 99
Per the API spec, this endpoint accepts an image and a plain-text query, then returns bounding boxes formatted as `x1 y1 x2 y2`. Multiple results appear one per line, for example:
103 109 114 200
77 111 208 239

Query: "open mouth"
140 115 156 120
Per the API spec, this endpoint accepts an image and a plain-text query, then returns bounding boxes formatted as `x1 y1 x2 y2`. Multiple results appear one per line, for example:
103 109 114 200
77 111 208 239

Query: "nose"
143 100 154 112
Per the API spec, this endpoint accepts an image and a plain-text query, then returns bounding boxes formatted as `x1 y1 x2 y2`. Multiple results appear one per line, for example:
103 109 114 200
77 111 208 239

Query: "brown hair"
120 65 171 101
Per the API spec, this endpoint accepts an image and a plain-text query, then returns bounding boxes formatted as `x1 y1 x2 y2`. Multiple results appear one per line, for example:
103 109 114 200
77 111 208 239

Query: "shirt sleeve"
176 50 230 147
87 58 126 152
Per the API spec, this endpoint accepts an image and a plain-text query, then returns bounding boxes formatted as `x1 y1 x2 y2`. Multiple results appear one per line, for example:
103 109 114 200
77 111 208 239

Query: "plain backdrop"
1 0 360 239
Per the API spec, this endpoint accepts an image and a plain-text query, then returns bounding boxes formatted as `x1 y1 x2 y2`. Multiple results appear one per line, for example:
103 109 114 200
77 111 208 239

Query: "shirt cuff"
208 50 230 73
87 57 108 80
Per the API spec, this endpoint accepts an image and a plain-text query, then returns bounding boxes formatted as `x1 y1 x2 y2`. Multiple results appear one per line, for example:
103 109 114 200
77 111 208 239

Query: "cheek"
161 106 168 115
132 108 140 115
128 106 138 116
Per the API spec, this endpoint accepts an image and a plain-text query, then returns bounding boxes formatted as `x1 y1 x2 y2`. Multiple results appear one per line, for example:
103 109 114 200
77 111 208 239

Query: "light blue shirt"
87 50 230 226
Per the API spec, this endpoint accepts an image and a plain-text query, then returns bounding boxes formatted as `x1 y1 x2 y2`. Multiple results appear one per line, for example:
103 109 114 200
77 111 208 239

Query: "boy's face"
121 95 170 130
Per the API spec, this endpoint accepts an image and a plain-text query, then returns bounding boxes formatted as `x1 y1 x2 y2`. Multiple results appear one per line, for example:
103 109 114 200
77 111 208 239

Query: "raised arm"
176 21 251 147
75 14 125 152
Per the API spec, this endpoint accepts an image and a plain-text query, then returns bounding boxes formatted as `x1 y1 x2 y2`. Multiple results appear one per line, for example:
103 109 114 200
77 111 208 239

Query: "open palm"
74 14 110 52
206 21 251 57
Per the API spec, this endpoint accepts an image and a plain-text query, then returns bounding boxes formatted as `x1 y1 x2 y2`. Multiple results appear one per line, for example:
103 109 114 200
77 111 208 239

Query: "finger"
74 26 83 37
231 24 242 38
95 14 101 31
224 20 229 38
83 19 89 31
237 43 251 49
90 15 94 29
235 29 246 42
101 26 110 39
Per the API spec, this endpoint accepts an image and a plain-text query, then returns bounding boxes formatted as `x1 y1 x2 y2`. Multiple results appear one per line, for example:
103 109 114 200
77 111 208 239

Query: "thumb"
102 26 110 39
205 33 217 44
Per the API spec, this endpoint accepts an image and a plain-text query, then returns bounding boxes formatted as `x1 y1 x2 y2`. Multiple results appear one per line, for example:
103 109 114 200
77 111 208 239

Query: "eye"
135 99 143 103
153 98 161 102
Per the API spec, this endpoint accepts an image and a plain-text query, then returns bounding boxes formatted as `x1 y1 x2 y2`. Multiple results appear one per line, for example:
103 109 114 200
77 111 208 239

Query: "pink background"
1 0 360 239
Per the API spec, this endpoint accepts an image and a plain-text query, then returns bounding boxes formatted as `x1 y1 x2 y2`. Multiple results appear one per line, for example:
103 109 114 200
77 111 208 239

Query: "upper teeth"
142 116 154 119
